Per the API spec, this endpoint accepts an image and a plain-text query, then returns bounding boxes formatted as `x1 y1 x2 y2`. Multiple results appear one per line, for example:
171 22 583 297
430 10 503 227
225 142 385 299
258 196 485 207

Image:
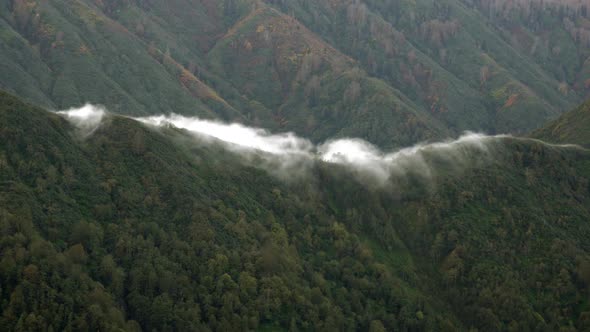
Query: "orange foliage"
503 94 519 108
77 44 91 55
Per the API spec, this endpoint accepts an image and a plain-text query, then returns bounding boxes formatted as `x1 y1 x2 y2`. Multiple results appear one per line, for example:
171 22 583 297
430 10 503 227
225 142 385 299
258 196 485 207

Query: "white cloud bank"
134 114 504 184
56 104 106 135
137 114 314 156
318 133 502 183
56 107 509 185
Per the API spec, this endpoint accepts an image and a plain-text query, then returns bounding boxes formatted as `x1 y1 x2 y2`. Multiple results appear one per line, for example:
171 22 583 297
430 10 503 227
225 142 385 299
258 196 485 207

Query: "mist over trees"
2 0 590 331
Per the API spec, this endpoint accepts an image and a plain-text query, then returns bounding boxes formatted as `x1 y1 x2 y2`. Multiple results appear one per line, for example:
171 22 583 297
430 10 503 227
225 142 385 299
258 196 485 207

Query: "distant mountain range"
2 0 590 147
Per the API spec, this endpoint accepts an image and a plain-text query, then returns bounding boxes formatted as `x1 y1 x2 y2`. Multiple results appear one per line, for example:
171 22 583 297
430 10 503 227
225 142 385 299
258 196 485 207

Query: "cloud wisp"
137 114 314 156
56 106 509 185
134 114 503 184
318 133 505 184
56 104 106 136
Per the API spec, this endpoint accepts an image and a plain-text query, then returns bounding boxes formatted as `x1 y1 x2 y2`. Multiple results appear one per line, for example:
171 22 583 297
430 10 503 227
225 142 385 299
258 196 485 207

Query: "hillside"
266 0 581 133
2 91 590 331
2 0 590 147
0 90 461 331
532 99 590 147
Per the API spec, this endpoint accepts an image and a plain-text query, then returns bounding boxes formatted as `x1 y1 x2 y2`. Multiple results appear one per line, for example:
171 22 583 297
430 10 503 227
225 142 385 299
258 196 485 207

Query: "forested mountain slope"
532 99 590 147
265 0 582 133
2 91 590 331
2 0 590 147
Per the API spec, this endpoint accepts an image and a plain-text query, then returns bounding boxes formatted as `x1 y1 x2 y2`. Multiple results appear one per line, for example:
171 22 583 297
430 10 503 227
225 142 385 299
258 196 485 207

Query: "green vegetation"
1 90 590 331
3 1 590 331
0 91 459 331
2 0 590 148
532 99 590 147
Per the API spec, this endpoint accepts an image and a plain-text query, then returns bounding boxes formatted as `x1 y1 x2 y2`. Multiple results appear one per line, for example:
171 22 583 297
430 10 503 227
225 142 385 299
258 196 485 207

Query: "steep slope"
264 0 582 133
465 1 590 97
206 6 449 147
2 0 590 148
532 99 590 147
2 92 590 331
325 139 590 331
0 0 449 147
0 0 240 118
0 91 460 331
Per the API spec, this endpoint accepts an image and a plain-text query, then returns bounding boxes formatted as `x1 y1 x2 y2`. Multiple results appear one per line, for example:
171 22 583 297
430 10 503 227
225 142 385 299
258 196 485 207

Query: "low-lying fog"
57 105 512 185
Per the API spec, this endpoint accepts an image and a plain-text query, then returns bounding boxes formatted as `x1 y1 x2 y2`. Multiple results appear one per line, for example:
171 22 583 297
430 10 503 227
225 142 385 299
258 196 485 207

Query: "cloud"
56 104 106 136
136 114 314 155
318 138 396 182
135 114 317 181
134 114 503 185
56 106 508 186
317 132 504 184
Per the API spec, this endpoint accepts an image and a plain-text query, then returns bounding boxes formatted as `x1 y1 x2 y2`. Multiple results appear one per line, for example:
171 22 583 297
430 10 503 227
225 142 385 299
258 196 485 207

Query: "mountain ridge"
3 1 590 330
2 0 590 148
532 99 590 148
2 90 590 331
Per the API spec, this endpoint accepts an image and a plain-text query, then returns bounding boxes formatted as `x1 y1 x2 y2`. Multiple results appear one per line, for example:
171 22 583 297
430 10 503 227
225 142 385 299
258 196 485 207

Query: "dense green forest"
2 0 590 147
1 91 590 331
3 0 590 331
